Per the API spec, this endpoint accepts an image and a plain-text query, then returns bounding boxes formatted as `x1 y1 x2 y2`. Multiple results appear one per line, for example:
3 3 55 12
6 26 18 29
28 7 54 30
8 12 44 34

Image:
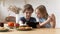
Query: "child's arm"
50 14 56 28
39 16 51 27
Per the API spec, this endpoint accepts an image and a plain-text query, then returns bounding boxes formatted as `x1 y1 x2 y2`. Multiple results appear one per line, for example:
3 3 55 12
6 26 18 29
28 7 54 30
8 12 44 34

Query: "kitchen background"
0 0 60 28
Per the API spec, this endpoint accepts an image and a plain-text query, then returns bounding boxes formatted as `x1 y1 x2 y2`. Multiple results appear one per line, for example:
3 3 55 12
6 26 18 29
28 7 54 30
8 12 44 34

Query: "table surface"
0 28 60 34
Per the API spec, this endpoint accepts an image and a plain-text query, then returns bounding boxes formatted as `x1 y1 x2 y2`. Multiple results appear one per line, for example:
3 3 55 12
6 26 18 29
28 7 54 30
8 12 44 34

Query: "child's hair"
23 4 34 13
36 5 48 19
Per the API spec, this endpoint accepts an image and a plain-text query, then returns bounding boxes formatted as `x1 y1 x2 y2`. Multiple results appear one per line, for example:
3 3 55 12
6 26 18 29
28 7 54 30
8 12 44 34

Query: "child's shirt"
37 18 51 28
20 17 36 23
20 17 37 28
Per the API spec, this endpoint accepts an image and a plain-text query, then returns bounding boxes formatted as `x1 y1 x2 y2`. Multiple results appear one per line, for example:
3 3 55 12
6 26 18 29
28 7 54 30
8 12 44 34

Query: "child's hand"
49 14 56 28
50 14 55 22
47 16 52 22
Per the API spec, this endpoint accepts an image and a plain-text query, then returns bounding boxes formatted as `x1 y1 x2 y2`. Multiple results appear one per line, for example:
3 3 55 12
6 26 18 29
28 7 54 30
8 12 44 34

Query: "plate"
0 29 9 32
0 27 9 32
16 27 32 31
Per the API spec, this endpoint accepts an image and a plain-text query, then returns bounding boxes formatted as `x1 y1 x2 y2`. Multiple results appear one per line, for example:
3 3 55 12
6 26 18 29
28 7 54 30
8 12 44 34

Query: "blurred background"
0 0 60 28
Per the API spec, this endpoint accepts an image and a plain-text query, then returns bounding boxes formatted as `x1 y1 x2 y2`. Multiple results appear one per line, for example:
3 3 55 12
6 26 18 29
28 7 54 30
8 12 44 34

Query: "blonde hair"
36 5 48 19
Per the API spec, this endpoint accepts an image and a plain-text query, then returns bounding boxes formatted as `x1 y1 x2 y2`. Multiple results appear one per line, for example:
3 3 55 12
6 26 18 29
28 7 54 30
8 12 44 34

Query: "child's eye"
26 12 28 13
26 12 31 14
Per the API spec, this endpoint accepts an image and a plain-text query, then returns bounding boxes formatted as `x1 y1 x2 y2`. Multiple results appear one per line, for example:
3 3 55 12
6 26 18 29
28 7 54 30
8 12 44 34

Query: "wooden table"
0 28 60 34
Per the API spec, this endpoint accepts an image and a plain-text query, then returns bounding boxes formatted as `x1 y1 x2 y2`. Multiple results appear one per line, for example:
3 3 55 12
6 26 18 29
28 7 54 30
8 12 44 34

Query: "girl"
35 5 56 28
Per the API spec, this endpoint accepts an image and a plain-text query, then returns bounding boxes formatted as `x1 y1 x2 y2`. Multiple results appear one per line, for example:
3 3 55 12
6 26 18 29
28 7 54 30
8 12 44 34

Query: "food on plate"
18 27 25 30
25 27 32 29
0 27 9 32
17 26 32 31
0 27 5 30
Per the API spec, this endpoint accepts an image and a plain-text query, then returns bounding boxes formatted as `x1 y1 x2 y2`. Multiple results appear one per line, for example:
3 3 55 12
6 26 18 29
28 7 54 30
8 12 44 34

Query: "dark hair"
36 5 48 19
23 4 34 13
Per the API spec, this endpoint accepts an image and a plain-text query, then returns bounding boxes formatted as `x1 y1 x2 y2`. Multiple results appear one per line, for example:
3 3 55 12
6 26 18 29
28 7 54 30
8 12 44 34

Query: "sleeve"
19 17 26 26
19 17 25 24
36 18 39 22
32 17 36 23
34 18 36 22
20 17 23 21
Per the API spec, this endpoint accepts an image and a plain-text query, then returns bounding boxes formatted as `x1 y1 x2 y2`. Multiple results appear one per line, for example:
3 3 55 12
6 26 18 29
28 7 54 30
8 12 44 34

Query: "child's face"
24 10 32 19
35 9 43 18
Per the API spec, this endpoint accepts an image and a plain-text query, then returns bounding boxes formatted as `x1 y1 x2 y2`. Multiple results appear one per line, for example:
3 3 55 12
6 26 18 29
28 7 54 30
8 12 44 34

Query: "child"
19 4 37 28
35 5 56 28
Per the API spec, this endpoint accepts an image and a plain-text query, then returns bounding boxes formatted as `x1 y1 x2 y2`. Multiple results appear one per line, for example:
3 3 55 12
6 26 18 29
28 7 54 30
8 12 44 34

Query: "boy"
19 4 37 28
